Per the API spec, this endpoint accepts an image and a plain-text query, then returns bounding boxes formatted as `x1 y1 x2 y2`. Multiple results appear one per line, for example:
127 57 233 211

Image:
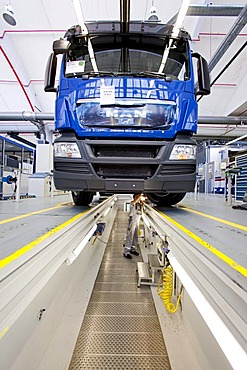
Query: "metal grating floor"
69 210 171 370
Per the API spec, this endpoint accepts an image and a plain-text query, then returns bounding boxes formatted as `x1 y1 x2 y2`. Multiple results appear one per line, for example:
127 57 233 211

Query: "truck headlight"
169 145 196 160
54 142 81 158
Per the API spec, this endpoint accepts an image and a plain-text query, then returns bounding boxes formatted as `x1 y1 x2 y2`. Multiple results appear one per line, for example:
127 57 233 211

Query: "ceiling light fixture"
225 134 247 146
2 4 16 26
148 1 159 22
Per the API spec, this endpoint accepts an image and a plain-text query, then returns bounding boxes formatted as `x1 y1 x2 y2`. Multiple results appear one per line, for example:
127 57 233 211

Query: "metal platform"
68 210 171 370
1 193 247 370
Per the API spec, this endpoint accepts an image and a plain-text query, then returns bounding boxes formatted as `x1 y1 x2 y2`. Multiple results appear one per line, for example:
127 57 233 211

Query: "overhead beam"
198 116 247 125
166 4 244 24
0 112 54 121
208 4 247 74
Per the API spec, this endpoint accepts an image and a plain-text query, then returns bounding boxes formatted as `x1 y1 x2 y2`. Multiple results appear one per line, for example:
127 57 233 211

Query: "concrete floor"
1 192 246 267
0 193 85 259
1 192 246 370
160 193 247 269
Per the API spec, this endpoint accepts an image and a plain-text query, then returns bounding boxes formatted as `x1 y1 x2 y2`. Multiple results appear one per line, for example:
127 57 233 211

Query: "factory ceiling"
0 0 247 141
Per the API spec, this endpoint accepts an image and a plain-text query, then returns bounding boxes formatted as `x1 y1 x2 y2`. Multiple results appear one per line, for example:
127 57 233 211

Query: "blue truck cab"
45 21 210 206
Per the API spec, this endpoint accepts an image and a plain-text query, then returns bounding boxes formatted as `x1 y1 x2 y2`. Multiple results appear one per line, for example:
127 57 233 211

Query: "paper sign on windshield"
66 60 85 75
100 85 115 105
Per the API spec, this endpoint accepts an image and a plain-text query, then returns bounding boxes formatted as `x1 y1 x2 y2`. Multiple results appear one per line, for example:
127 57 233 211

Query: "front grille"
54 162 90 174
91 145 158 158
94 164 156 178
160 163 195 175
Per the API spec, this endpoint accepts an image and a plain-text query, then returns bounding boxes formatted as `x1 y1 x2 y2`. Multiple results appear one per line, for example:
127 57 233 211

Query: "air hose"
158 265 183 314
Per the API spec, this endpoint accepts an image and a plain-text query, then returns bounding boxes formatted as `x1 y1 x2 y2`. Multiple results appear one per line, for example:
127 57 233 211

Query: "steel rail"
142 202 247 367
0 196 116 340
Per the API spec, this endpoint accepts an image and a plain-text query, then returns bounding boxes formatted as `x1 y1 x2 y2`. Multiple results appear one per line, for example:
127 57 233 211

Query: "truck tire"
146 192 186 206
72 191 94 206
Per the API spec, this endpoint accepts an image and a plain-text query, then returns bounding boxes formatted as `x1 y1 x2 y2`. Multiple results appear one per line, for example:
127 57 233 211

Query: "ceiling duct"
0 112 247 127
207 4 247 73
188 4 244 17
0 124 38 133
0 112 54 121
198 116 247 125
0 112 54 139
166 4 244 24
0 112 246 140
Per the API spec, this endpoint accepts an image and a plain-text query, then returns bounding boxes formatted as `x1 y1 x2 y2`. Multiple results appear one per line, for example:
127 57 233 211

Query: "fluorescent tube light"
172 0 191 38
169 253 247 369
65 224 97 265
71 0 98 72
225 134 247 145
103 207 110 217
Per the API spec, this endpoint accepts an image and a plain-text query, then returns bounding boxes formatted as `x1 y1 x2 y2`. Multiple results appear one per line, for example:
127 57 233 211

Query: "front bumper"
53 133 196 193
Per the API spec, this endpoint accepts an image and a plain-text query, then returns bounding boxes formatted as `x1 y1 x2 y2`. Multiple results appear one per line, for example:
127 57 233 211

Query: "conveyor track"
69 210 171 369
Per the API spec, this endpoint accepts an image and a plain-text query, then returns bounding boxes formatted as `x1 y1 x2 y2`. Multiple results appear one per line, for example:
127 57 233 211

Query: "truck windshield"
65 36 190 81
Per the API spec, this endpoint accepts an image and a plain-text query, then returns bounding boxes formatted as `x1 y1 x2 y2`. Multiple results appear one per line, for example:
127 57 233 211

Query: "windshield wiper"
81 70 168 79
82 71 118 79
133 71 168 79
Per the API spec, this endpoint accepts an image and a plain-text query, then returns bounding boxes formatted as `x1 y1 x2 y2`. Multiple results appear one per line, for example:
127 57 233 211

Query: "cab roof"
65 21 191 40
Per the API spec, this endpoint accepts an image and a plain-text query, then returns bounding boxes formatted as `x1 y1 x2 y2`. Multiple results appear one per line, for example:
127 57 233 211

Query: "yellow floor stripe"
0 202 72 225
178 205 247 232
0 210 87 268
159 211 247 278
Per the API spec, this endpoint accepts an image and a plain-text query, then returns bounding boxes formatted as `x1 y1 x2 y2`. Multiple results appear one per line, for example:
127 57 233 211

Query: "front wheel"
146 192 186 206
72 191 94 206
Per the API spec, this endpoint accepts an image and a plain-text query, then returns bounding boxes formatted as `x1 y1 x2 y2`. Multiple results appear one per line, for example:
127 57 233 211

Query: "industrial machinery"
44 0 210 206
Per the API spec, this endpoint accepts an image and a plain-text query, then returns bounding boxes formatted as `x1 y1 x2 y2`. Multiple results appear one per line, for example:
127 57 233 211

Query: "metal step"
137 261 152 287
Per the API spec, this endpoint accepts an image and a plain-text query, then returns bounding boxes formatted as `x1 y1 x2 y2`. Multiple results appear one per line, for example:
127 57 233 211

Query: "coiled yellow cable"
158 265 182 313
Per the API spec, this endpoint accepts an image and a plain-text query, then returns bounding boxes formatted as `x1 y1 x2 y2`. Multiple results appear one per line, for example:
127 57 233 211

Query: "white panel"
9 0 74 29
0 54 16 80
81 0 120 21
36 143 53 172
198 86 237 116
224 66 247 116
28 83 56 113
0 84 32 111
0 92 11 110
6 33 61 81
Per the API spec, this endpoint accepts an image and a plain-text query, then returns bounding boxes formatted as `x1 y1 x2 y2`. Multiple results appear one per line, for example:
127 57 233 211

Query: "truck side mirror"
192 53 211 96
44 52 57 92
53 39 70 55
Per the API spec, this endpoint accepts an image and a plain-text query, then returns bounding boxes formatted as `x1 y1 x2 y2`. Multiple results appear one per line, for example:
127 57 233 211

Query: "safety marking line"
0 209 87 268
0 202 72 225
159 211 247 278
178 205 247 232
0 326 9 338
